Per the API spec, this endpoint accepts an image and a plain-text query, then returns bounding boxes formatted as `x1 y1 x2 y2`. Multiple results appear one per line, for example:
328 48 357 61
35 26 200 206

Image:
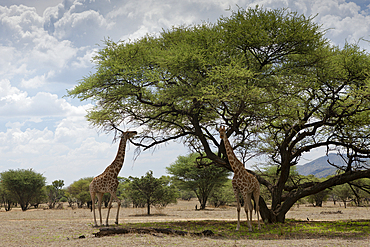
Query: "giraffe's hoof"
248 228 253 232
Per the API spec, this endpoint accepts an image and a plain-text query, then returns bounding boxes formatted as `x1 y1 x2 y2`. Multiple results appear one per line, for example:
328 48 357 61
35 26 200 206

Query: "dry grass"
1 200 370 246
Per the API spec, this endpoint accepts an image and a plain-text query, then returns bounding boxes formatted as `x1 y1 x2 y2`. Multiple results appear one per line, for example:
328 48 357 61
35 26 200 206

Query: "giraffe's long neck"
107 135 129 177
222 136 242 173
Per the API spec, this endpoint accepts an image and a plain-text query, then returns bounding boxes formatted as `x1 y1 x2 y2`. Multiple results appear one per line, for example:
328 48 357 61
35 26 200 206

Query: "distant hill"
296 153 346 178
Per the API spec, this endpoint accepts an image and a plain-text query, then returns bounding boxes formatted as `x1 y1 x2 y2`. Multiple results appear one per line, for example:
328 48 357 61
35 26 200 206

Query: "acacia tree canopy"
68 6 370 223
0 169 46 211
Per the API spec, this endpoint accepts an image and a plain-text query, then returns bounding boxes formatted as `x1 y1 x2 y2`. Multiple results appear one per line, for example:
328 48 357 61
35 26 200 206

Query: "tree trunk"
200 200 206 210
5 200 12 211
147 200 150 215
21 203 28 211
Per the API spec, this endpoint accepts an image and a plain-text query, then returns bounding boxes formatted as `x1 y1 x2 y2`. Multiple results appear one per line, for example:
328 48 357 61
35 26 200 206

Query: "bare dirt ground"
1 200 369 246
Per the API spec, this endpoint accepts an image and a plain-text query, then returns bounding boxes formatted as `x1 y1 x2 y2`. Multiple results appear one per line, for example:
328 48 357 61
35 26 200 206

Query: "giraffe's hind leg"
232 182 241 231
105 194 113 226
110 193 121 225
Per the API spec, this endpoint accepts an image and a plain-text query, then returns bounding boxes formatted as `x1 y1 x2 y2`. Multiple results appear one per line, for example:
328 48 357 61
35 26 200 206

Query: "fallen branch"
94 227 214 237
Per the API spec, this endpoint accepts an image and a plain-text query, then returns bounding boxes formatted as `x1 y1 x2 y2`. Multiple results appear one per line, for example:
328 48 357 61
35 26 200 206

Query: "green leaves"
0 169 46 211
128 170 178 214
166 153 231 209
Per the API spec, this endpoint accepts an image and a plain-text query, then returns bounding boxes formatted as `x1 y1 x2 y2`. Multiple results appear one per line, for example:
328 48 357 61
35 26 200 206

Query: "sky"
0 0 369 187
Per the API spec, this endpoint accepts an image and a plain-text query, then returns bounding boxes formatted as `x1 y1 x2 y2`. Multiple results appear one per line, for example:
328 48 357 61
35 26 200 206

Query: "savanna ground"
1 199 370 246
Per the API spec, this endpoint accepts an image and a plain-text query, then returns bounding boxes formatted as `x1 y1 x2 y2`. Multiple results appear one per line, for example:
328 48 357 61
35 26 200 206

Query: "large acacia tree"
68 7 370 223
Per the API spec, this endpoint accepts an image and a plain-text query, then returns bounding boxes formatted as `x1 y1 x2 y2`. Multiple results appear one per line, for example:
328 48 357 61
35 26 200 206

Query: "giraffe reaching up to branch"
89 130 137 226
218 126 261 231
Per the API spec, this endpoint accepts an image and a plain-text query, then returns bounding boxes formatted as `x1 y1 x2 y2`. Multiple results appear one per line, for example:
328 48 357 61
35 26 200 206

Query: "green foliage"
208 179 235 207
128 171 178 214
179 189 196 201
116 177 132 207
67 6 325 154
333 183 352 208
67 177 93 208
63 192 75 207
0 169 46 211
306 188 330 207
46 180 65 209
59 196 68 203
166 153 231 209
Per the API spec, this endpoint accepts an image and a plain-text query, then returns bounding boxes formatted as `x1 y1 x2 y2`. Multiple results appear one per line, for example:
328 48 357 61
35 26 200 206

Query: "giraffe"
218 126 261 232
89 130 137 226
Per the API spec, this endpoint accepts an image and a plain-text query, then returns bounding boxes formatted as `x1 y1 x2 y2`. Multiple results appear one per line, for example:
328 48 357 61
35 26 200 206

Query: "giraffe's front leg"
90 192 98 227
96 193 103 226
245 194 253 232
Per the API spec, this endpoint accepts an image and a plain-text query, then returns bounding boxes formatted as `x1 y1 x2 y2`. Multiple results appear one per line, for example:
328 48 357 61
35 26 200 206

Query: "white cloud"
0 79 22 98
20 71 53 88
0 79 92 118
0 4 88 89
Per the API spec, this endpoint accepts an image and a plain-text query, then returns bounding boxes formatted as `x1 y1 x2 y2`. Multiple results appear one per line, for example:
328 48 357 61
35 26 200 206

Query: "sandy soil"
1 200 369 246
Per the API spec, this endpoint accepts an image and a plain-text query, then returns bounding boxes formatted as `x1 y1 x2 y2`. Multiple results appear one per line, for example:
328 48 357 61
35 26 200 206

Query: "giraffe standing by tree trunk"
218 126 261 232
89 130 137 226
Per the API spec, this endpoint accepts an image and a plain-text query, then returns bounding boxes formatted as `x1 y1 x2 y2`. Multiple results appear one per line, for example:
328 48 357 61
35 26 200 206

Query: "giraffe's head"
123 130 137 139
218 126 226 139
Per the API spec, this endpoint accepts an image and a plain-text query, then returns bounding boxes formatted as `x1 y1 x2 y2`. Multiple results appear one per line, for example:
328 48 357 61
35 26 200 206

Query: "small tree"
304 176 330 207
166 153 231 209
333 183 353 208
0 169 46 211
67 177 93 208
46 180 65 209
128 171 178 215
208 179 235 207
307 189 330 207
63 191 76 207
